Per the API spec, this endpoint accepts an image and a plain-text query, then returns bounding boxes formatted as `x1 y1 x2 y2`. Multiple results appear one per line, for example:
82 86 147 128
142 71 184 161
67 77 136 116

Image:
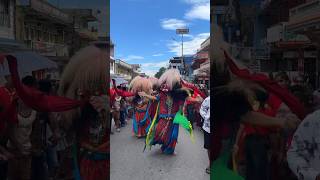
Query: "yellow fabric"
145 101 160 148
232 152 238 173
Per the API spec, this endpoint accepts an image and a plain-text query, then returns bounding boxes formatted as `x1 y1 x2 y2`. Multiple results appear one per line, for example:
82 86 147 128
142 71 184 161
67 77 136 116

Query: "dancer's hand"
282 117 300 130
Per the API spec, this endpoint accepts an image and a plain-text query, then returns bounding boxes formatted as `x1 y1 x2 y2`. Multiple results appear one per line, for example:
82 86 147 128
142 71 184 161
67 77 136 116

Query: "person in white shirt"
287 110 320 180
200 96 210 174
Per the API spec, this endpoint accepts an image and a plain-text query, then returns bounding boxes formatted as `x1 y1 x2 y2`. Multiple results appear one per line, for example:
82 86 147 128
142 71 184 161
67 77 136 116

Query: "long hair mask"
129 76 152 95
148 77 159 90
158 69 181 91
58 45 108 128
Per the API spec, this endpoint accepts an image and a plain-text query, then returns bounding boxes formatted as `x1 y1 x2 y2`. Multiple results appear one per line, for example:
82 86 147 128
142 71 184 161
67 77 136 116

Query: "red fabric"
5 55 84 112
133 110 151 137
115 88 135 97
158 92 183 115
109 88 116 106
111 79 135 98
242 94 281 136
181 80 206 99
0 87 17 135
80 158 108 180
224 50 306 120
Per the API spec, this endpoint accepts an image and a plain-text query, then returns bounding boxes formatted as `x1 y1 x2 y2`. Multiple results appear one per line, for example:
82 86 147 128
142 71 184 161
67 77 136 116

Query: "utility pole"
176 28 189 78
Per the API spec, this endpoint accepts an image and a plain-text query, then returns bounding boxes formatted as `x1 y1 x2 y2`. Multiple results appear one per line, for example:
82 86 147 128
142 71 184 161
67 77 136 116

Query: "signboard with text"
176 29 189 34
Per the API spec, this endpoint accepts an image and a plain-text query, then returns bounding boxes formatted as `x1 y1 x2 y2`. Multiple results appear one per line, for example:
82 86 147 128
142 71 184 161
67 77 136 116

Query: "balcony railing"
27 40 69 57
21 0 72 24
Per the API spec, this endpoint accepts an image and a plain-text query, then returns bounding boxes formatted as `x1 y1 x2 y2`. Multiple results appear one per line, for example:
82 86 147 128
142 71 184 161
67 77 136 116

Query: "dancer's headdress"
158 69 181 91
148 77 159 90
58 45 108 127
129 76 152 95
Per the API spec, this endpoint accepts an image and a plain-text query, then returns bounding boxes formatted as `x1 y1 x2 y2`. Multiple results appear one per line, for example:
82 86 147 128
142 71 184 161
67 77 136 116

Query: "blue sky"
111 0 209 76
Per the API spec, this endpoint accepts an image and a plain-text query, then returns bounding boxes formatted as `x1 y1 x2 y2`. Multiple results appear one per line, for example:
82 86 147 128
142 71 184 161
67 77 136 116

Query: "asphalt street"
110 119 209 180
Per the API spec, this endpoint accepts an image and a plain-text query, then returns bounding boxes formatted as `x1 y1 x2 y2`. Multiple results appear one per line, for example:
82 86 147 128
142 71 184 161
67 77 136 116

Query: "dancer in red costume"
127 76 154 138
0 44 110 180
211 26 303 179
142 69 198 154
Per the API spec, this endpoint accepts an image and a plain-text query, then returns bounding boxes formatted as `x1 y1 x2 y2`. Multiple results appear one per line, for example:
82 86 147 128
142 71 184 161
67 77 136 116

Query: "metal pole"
181 33 185 78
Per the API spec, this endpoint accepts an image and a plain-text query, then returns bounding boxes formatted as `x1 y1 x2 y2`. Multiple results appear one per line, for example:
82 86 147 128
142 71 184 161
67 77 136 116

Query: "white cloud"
182 0 209 4
161 18 188 30
152 53 164 57
183 34 194 39
125 55 144 61
167 33 209 56
140 60 169 77
185 2 210 21
141 61 168 68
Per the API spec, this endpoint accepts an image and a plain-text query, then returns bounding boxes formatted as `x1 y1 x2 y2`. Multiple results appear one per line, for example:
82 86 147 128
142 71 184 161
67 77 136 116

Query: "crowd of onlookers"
0 76 72 180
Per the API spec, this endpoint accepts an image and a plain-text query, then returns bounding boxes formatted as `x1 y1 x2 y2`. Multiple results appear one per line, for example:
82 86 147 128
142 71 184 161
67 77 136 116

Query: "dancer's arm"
241 111 299 129
2 54 84 112
111 79 135 97
138 91 157 101
181 79 206 99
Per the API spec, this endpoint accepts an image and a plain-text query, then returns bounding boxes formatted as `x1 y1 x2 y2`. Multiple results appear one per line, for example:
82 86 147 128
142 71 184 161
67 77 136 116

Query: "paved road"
110 119 209 180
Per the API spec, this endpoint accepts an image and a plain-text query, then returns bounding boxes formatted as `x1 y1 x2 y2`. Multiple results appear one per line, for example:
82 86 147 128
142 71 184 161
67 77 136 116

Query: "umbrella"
110 77 128 86
0 51 58 76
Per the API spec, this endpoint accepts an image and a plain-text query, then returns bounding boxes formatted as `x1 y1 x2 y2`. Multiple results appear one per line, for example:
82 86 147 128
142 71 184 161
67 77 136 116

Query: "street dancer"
141 69 195 154
57 44 109 180
128 76 153 138
0 44 110 180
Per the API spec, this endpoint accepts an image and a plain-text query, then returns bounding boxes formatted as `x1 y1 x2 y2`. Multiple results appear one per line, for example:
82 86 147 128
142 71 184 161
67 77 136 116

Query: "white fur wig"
158 69 181 91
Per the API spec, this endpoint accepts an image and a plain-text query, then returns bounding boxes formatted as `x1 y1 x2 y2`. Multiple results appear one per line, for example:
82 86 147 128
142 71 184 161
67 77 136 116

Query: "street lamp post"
176 28 189 78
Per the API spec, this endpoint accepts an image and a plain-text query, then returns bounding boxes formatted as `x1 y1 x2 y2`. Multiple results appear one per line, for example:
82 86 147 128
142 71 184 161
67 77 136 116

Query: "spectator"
275 72 290 89
200 95 210 174
7 76 37 180
287 110 320 180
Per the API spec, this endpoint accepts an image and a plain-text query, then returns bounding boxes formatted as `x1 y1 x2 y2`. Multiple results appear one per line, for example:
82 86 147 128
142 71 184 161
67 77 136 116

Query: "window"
0 0 10 28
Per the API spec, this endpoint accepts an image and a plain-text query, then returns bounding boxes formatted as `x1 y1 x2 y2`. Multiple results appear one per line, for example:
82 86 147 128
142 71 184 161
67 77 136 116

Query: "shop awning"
0 51 58 76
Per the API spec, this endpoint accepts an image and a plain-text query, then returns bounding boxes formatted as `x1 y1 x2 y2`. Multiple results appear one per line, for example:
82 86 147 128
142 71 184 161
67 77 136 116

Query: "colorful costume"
128 76 153 138
145 69 193 154
57 45 109 180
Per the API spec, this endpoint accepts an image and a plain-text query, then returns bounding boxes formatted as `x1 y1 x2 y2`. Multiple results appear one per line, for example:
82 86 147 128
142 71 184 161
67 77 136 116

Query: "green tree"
155 67 166 78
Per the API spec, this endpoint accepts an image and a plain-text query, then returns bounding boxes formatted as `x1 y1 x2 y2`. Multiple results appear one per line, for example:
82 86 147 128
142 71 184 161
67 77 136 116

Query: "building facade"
193 37 210 88
0 0 15 39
